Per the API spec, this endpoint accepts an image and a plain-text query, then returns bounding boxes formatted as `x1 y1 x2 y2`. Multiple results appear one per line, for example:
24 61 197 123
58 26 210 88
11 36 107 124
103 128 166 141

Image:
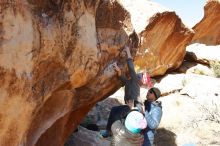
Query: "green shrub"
210 60 220 78
194 69 205 75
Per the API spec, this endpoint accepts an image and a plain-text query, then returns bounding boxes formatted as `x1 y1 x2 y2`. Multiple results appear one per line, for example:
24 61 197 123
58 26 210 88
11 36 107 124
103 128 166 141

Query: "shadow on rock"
154 128 177 146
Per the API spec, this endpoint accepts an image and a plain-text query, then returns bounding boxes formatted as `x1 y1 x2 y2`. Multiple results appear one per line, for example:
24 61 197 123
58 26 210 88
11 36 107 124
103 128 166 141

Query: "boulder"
159 74 220 145
154 74 185 95
154 73 220 96
192 0 220 45
80 98 122 129
186 43 220 64
160 93 220 146
185 64 214 76
0 0 193 145
180 74 220 98
177 61 214 76
176 61 198 73
118 0 194 75
65 126 111 146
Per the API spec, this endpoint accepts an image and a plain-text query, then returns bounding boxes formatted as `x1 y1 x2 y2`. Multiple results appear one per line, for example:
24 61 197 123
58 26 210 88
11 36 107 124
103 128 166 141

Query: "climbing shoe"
100 130 110 138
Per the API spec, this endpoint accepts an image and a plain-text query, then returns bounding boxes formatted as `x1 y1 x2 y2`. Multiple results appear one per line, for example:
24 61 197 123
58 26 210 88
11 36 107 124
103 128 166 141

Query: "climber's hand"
113 63 121 76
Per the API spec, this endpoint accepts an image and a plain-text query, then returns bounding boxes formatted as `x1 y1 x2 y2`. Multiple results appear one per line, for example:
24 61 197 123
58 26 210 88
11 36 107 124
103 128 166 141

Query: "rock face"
0 0 193 145
118 0 194 75
192 0 220 45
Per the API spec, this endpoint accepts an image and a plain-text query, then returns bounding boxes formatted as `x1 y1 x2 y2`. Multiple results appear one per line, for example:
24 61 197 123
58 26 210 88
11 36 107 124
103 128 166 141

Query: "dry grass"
210 60 220 78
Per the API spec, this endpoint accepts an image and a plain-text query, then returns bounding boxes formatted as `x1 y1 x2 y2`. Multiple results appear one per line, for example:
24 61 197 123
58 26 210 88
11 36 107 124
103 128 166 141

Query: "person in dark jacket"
100 45 147 138
143 87 162 146
113 45 144 104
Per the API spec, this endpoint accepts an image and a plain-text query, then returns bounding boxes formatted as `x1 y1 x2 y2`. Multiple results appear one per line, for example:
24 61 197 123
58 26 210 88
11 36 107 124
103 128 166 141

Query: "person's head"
125 111 147 134
146 87 161 102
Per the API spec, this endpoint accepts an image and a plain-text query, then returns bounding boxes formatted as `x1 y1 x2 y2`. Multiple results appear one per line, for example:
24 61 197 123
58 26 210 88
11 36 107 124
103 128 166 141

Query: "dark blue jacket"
143 101 162 146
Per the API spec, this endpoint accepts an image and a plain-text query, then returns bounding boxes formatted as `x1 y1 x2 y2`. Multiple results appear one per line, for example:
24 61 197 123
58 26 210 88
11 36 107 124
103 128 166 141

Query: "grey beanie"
151 87 161 99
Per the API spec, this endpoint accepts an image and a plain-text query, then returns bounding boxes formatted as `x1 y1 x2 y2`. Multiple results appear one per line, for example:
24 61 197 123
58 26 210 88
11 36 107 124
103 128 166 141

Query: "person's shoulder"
153 101 162 108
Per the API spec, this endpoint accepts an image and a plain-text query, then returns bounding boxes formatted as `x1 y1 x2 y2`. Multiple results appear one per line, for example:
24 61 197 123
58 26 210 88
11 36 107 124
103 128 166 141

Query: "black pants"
106 105 130 131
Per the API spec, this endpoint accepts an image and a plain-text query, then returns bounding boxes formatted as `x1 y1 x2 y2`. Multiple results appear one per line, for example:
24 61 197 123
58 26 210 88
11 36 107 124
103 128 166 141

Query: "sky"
153 0 206 27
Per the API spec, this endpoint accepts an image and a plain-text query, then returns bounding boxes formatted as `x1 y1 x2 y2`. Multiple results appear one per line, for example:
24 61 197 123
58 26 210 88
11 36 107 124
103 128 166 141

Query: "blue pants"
143 130 154 146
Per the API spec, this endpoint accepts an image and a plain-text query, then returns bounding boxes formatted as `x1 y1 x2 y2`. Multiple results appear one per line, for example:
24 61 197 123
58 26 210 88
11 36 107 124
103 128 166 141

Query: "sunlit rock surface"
0 0 193 145
192 0 220 45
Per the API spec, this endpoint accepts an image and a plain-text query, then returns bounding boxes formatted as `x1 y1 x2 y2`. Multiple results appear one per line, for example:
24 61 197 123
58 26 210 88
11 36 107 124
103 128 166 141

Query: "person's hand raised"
113 63 121 76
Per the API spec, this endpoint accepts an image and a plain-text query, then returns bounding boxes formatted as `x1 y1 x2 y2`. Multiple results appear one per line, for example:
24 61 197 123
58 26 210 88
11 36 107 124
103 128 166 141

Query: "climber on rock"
100 41 151 138
113 44 150 104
